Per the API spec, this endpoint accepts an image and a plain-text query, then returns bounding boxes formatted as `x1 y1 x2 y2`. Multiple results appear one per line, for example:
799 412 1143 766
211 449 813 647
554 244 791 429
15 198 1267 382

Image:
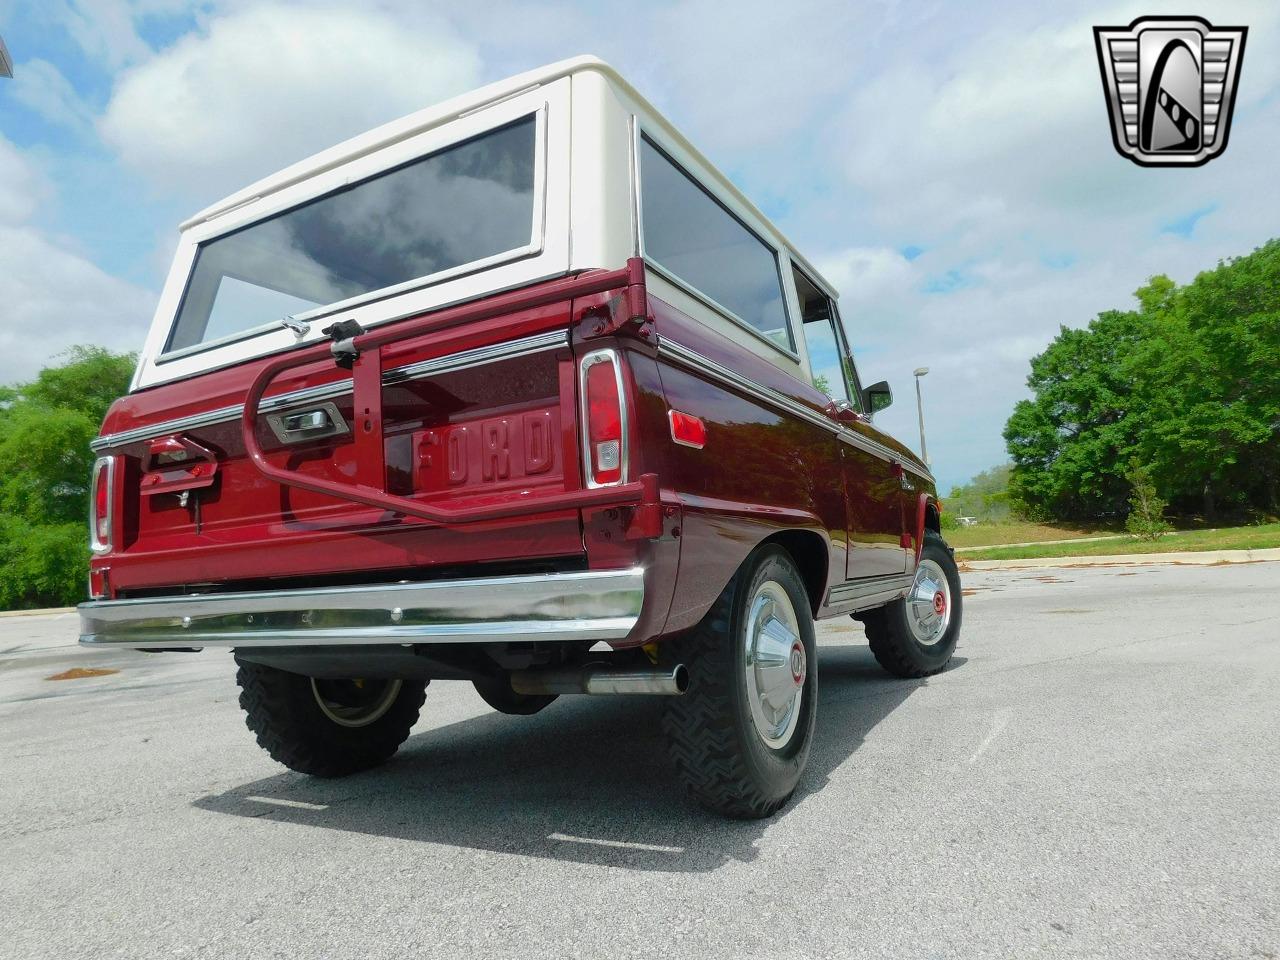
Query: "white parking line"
969 711 1010 763
547 832 683 854
246 795 330 811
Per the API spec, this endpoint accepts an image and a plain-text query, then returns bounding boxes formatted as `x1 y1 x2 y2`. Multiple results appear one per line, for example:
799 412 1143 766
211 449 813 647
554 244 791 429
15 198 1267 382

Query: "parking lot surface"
2 562 1278 960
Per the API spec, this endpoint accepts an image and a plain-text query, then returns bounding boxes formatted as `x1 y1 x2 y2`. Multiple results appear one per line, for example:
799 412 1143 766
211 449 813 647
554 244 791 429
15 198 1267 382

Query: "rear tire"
662 545 817 819
860 530 961 678
235 659 427 777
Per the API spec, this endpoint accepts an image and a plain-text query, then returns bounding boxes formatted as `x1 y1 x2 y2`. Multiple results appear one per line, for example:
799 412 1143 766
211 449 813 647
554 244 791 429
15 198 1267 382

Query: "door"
793 269 907 580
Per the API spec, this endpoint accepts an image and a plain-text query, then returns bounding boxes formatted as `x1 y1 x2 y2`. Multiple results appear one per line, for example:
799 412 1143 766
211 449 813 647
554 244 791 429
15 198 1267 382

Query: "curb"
0 606 77 619
960 547 1280 570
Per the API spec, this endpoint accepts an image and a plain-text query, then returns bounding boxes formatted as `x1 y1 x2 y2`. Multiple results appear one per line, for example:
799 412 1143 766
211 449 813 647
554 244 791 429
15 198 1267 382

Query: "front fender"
913 493 940 564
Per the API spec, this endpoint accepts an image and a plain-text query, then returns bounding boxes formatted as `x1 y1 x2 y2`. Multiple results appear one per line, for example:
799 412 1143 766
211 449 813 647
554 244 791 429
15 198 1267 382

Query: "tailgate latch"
322 318 365 370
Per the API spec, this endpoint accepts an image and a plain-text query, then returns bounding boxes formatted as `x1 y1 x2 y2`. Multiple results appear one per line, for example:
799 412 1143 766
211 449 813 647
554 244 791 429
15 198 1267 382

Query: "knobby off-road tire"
861 530 961 678
235 659 427 777
661 545 817 819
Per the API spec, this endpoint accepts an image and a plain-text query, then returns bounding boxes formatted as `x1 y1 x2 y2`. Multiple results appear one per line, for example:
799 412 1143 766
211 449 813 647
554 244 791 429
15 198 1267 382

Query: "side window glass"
639 136 794 352
794 268 857 408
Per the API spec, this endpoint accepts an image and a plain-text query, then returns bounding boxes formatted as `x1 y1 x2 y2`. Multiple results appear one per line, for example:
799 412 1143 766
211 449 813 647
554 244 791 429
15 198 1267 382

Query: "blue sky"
1 0 1278 493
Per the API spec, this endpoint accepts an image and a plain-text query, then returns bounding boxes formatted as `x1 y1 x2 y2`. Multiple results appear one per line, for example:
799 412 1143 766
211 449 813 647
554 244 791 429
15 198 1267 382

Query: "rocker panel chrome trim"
826 573 914 611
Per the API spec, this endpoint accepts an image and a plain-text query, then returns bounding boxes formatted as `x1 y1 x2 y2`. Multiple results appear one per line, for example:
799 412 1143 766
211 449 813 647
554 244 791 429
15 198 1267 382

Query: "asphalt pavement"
2 562 1278 960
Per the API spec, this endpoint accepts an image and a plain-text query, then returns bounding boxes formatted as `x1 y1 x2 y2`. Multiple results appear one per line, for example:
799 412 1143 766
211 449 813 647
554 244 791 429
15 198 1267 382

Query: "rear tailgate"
93 270 643 596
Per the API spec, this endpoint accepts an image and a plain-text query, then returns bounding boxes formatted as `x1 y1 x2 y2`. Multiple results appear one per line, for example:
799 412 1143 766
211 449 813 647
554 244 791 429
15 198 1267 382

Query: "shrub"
1124 459 1172 541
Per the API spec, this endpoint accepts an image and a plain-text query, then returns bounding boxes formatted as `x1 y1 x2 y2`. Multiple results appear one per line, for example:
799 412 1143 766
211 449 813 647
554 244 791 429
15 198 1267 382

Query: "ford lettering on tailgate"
414 408 561 494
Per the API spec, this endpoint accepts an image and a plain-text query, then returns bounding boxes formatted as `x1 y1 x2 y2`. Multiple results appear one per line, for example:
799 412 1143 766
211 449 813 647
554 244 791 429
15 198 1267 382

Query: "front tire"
860 530 961 678
662 545 817 819
235 659 427 777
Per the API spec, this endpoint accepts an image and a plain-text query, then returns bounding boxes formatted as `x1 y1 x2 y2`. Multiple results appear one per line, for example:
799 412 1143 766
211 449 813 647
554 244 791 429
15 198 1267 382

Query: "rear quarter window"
638 136 793 353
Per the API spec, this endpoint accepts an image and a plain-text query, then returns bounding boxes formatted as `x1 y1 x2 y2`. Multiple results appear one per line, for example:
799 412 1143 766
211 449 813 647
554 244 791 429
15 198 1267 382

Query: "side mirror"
862 380 893 415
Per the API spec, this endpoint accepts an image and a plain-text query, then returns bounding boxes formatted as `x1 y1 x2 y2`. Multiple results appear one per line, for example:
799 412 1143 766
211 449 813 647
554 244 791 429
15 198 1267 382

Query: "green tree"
1131 244 1280 517
1004 308 1148 519
0 347 135 609
1005 240 1280 522
946 464 1013 521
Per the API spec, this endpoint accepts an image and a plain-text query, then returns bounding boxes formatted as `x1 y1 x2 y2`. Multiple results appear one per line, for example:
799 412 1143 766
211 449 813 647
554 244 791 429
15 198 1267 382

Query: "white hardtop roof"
184 55 838 298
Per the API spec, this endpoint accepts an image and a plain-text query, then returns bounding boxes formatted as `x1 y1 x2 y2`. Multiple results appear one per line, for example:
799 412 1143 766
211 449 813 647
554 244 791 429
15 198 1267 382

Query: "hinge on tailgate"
322 318 365 370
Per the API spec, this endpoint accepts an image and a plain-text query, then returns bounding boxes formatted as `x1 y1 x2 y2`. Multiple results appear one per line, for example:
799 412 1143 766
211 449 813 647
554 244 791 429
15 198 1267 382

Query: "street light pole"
913 367 930 466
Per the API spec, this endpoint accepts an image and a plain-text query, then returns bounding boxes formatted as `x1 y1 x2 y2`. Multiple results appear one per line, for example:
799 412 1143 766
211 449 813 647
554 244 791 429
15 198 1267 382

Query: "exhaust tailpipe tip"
510 662 689 697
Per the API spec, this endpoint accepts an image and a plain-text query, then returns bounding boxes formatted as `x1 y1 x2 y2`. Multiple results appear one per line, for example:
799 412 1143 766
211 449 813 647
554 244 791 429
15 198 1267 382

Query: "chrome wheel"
743 580 806 750
907 558 952 647
311 678 403 728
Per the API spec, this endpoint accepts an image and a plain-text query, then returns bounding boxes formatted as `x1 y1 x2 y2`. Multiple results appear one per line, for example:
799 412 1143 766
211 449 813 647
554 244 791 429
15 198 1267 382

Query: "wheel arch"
915 493 942 562
758 528 828 617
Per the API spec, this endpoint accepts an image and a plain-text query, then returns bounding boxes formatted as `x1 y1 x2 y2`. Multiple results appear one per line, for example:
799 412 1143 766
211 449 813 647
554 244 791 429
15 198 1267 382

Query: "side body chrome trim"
657 337 934 483
79 567 644 650
826 573 914 611
91 330 568 452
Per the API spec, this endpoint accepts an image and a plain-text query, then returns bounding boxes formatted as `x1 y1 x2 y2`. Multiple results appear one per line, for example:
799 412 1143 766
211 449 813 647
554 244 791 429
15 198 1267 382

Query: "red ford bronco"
80 57 960 818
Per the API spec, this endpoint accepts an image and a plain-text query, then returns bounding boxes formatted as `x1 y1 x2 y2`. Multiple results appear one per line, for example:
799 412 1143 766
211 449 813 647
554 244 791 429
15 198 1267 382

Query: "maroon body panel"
89 262 934 646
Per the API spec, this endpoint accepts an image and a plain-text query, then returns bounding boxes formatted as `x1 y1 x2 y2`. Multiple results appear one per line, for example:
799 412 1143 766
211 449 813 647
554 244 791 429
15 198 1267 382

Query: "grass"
957 523 1280 561
945 520 1118 548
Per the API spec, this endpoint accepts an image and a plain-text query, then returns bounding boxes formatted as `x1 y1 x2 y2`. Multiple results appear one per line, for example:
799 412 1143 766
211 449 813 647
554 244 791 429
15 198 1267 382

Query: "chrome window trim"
88 455 116 555
793 263 859 408
157 108 550 364
657 336 934 484
79 566 645 650
91 329 568 452
578 348 630 489
632 126 799 362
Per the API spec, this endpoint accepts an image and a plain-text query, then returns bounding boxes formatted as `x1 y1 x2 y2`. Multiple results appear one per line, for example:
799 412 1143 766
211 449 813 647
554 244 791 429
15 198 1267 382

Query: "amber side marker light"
669 410 706 449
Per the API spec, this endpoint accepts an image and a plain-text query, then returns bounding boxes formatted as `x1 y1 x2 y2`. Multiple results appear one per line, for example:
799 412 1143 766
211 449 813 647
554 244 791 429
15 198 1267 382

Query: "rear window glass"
166 114 538 354
639 136 792 352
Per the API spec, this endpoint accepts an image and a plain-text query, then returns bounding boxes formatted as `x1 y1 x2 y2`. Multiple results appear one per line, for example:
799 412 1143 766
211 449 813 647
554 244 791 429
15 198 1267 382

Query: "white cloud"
0 136 154 386
0 135 49 222
38 0 154 69
803 1 1280 488
817 247 917 316
9 58 95 133
100 3 482 204
0 228 157 385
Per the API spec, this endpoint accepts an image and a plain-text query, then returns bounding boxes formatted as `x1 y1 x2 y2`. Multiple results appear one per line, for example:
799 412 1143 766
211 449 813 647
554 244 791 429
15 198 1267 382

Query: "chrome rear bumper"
78 568 644 650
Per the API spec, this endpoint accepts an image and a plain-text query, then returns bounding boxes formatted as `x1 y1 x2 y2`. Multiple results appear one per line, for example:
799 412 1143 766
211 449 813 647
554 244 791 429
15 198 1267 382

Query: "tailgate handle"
283 410 329 432
265 402 349 444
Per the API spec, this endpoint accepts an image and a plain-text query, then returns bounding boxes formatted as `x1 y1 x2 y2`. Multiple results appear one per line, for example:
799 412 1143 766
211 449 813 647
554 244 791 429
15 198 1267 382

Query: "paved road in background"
2 563 1278 960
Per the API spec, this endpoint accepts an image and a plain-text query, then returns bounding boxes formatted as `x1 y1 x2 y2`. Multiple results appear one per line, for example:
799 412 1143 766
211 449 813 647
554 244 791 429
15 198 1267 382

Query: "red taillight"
580 351 625 486
90 456 114 554
668 410 706 449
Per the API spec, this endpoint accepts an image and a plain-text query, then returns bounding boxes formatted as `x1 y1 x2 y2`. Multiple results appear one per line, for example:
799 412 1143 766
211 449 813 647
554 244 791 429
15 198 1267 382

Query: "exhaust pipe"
510 662 689 696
